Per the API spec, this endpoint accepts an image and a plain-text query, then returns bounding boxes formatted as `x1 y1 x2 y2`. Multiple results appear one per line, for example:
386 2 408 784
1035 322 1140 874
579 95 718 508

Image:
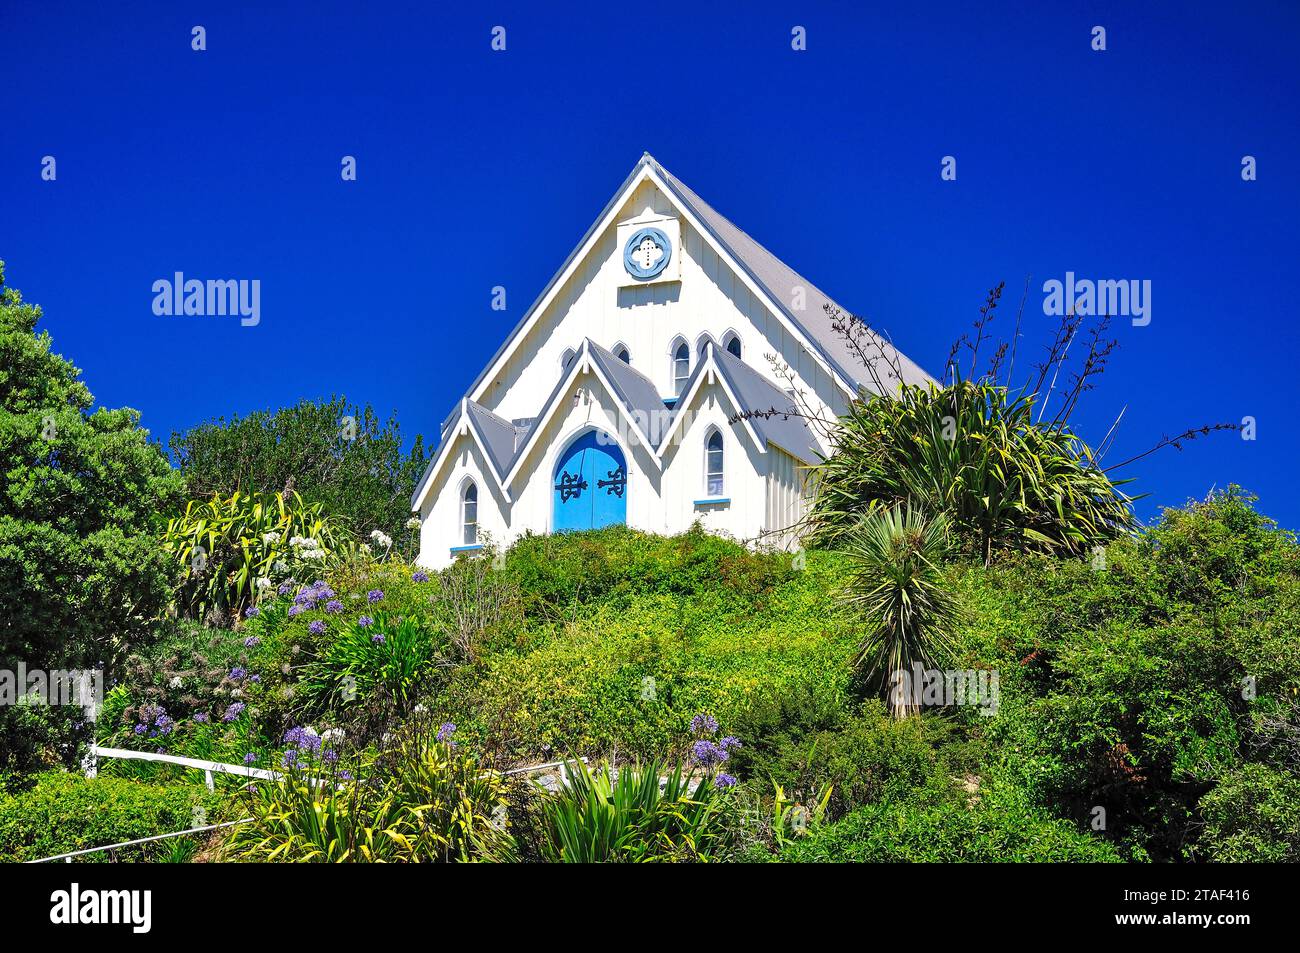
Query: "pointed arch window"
724 333 742 359
614 343 631 363
672 341 690 395
561 348 577 371
462 482 479 545
705 429 724 497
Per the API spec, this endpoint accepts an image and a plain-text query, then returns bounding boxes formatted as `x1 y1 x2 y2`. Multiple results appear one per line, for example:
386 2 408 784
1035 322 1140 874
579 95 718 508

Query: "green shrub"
223 721 508 863
440 553 856 761
0 772 218 862
160 490 346 624
949 487 1300 860
809 378 1135 562
298 611 444 716
780 782 1122 863
533 758 736 863
838 505 960 714
1196 763 1300 862
741 703 948 819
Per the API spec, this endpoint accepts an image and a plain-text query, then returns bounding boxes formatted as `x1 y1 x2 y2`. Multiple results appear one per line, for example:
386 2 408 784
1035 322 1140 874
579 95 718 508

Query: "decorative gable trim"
502 338 664 487
454 155 866 432
412 398 516 512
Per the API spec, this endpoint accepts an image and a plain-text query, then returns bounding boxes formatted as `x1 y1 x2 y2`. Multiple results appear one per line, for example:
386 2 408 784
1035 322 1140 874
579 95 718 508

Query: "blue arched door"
553 431 627 532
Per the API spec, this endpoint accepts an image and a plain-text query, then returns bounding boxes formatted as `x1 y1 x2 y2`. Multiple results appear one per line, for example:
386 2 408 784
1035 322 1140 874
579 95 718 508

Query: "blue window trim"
449 544 484 554
693 497 730 506
623 226 672 280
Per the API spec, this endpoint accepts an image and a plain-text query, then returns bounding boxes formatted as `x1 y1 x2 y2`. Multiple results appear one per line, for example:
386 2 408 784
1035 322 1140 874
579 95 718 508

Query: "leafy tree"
0 262 182 771
168 397 426 549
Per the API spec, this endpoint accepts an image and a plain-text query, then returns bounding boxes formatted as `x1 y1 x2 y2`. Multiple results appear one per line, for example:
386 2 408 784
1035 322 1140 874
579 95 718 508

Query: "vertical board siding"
765 446 809 551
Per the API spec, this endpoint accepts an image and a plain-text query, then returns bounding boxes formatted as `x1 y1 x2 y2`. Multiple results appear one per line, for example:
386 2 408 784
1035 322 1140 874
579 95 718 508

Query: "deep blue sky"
3 1 1297 529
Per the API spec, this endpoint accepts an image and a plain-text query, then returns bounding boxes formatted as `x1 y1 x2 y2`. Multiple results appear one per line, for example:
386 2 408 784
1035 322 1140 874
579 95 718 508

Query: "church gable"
463 156 862 433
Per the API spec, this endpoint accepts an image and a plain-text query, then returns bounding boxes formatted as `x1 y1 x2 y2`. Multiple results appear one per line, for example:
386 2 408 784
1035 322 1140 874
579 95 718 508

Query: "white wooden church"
411 154 931 568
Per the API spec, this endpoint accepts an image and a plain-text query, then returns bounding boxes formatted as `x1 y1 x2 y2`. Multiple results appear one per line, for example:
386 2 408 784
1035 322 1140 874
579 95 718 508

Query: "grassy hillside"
7 490 1297 863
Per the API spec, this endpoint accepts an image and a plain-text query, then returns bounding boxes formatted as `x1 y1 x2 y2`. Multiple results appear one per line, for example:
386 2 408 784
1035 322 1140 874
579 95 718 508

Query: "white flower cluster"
262 531 281 545
369 529 393 549
291 536 326 560
405 516 421 530
255 576 273 591
321 727 346 744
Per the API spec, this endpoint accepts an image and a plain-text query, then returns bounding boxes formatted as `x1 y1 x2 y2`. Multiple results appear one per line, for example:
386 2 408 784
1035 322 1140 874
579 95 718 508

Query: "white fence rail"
85 745 279 790
28 747 591 863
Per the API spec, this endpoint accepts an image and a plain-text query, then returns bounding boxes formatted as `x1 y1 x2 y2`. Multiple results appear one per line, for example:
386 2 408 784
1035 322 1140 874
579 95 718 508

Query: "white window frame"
705 428 724 497
461 481 479 545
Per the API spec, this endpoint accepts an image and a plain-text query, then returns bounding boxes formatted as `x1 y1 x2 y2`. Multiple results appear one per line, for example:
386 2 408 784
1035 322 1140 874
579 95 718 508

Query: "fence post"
204 770 215 792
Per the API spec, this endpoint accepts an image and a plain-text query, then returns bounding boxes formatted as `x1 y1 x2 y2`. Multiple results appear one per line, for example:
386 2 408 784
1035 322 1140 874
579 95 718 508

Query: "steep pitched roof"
650 159 933 394
661 341 819 463
709 343 820 462
587 341 672 446
442 155 933 439
463 400 516 480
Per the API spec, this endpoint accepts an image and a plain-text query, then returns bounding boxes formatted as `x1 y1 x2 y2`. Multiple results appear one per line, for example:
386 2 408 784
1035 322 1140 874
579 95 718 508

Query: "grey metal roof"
708 342 820 462
463 400 516 481
415 154 934 507
651 159 934 395
587 340 672 446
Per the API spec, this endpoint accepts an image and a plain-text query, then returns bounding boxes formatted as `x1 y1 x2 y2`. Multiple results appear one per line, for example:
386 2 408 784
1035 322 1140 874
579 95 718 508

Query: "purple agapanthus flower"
719 736 743 752
367 589 384 603
133 723 147 736
323 749 339 763
244 635 261 648
248 674 261 683
339 770 353 781
714 773 738 789
436 722 456 742
287 605 304 618
325 600 344 614
243 752 257 765
223 702 246 722
281 749 299 768
691 713 719 736
244 606 259 618
412 571 429 583
229 667 247 681
284 726 322 752
691 739 727 767
371 633 386 644
278 581 294 596
357 615 373 627
194 711 209 723
308 620 326 636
